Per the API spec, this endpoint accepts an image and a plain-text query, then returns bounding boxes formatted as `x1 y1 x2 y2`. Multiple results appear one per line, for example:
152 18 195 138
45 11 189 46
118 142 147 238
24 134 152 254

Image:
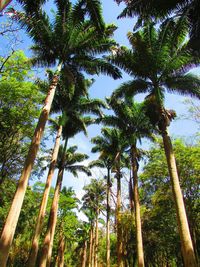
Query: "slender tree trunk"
82 240 88 267
0 64 62 267
116 163 123 267
94 211 99 267
162 129 197 267
106 168 111 267
27 125 62 267
92 228 95 267
39 139 67 267
131 146 145 267
129 170 134 214
39 168 63 267
89 225 94 267
56 235 65 267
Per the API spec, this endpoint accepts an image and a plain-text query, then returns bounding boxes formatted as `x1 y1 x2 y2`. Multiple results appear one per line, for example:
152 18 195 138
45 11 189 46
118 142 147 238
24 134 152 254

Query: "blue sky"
1 0 200 212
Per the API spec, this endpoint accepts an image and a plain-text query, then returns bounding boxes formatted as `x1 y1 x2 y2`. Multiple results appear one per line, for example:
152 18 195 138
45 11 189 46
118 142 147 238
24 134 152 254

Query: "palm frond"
112 79 151 98
165 74 200 99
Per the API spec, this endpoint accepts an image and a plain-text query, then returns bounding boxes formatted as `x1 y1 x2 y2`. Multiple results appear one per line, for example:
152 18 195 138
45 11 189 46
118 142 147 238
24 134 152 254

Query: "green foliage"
0 50 44 182
140 138 200 264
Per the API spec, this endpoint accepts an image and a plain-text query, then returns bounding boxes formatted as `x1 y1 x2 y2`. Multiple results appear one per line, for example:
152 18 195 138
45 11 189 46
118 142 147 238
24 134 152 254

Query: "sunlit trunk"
106 168 111 267
129 170 134 214
88 224 94 267
82 240 88 267
131 146 144 267
39 138 67 267
92 227 95 267
56 235 65 267
116 154 123 267
0 64 62 267
162 128 197 267
94 210 99 267
27 125 62 267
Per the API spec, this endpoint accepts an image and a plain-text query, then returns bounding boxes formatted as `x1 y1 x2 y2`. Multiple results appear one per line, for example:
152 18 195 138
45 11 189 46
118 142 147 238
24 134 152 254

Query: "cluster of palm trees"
0 0 200 266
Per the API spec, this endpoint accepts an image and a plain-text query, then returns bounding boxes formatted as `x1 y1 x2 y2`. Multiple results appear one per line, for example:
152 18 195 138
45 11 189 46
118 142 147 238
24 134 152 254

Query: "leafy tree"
0 50 43 183
53 187 79 267
140 139 200 265
109 21 200 266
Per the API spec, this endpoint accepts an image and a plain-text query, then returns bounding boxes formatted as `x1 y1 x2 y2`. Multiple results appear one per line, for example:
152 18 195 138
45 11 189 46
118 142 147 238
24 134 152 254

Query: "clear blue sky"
1 0 200 207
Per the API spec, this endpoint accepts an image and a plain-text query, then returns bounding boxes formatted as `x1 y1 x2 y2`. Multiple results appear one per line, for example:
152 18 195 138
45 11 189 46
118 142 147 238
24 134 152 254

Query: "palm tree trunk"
129 170 134 214
88 225 93 267
82 240 88 267
0 63 62 267
39 167 63 267
106 168 111 267
162 128 197 267
39 138 67 267
94 211 99 267
56 235 65 267
131 146 145 267
27 125 62 267
92 228 95 267
116 164 123 267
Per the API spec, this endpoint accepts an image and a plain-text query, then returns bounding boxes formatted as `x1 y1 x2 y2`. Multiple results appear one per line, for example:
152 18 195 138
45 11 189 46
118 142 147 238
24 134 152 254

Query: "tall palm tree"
89 140 116 267
101 97 154 267
91 128 128 267
38 84 106 266
0 2 121 264
109 22 200 266
89 159 112 267
27 117 63 267
82 178 106 267
27 74 104 266
115 0 200 53
39 145 91 267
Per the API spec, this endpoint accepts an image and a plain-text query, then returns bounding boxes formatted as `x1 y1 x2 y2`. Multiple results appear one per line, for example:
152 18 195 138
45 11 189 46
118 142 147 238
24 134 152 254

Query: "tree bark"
116 162 123 267
94 211 99 267
106 168 111 267
131 146 145 267
129 171 134 214
162 129 197 267
0 64 62 267
88 225 94 267
39 167 63 267
27 125 62 267
82 240 88 267
39 138 67 267
56 235 65 267
92 228 95 267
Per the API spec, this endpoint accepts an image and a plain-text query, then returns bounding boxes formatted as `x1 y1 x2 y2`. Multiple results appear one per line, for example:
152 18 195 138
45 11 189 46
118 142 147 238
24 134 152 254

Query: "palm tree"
54 186 78 267
27 117 63 267
109 22 200 266
115 0 200 54
27 74 103 266
91 128 128 267
0 2 121 263
39 145 91 267
89 159 112 267
101 97 154 267
38 82 106 266
75 222 90 267
82 178 106 267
